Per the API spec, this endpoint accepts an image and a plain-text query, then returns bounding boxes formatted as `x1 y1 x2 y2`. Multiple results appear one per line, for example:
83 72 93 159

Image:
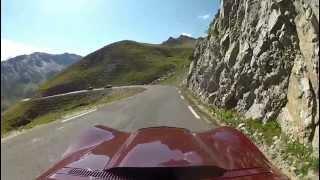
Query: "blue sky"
1 0 219 60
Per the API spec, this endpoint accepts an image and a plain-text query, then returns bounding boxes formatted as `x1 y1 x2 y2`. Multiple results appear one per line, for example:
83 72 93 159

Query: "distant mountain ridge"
1 52 81 111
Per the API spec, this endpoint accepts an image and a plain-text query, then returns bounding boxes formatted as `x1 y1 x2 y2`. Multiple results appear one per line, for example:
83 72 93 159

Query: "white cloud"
1 39 52 61
181 33 192 37
198 14 211 20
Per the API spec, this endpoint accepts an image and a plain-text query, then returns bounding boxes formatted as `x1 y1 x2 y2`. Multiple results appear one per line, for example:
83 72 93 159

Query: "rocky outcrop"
187 0 319 151
162 35 197 48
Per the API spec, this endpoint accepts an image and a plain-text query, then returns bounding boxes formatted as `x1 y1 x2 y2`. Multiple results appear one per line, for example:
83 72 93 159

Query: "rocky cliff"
187 0 319 151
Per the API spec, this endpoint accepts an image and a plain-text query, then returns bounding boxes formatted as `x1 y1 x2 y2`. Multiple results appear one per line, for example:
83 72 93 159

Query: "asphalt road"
1 85 214 180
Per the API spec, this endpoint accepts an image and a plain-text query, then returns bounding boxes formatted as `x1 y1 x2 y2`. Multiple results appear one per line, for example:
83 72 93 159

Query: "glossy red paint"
37 125 288 180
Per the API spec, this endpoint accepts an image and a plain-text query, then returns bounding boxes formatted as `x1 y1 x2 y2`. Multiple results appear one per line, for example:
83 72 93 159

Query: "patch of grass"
211 107 318 176
159 61 189 86
159 54 193 86
1 87 145 137
282 135 319 175
24 113 61 130
248 119 281 144
181 86 318 178
311 157 320 172
212 108 281 145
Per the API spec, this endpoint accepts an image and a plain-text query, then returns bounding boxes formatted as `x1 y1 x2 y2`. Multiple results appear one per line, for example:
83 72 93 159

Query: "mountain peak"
178 34 195 39
162 35 196 47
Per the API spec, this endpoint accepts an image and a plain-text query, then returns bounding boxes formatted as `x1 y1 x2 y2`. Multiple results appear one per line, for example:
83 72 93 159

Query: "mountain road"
1 85 214 180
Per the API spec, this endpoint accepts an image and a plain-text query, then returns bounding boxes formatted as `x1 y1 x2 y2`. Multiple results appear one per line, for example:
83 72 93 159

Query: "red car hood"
38 125 288 180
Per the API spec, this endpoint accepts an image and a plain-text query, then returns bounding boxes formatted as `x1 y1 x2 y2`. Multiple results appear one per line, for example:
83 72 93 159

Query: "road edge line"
188 105 201 119
61 108 97 123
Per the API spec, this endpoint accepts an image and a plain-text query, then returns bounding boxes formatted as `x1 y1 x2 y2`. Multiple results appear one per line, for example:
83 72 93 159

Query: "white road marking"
48 156 56 163
61 109 97 123
93 88 104 91
40 90 89 100
188 106 201 119
32 138 41 143
57 126 65 130
21 98 31 102
180 95 185 100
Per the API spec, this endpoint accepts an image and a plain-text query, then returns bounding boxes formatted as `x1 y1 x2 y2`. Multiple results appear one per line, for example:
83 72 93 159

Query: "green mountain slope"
39 36 196 96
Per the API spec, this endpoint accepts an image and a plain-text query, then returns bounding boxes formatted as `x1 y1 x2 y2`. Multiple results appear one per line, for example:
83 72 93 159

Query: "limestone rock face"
187 0 319 150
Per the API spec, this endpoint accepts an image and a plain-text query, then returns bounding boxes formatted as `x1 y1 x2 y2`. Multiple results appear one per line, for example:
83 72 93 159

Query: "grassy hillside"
39 40 195 96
